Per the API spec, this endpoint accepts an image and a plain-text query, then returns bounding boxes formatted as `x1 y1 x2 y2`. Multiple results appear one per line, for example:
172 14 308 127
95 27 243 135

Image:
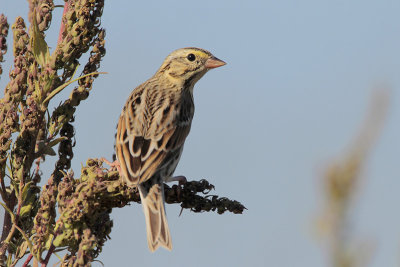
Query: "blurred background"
0 0 399 266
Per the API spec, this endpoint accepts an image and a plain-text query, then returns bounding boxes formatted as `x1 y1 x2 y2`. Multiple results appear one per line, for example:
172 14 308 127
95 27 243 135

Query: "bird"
114 47 226 252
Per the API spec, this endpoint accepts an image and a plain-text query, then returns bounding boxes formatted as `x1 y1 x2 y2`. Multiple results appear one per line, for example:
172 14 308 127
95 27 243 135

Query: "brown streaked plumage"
115 48 226 252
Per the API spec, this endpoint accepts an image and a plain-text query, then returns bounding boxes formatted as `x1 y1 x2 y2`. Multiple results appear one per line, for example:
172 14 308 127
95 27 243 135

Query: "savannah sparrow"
114 47 226 252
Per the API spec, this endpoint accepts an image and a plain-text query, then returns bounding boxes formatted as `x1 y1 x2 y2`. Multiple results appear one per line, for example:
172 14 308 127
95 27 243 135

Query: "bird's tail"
138 182 172 252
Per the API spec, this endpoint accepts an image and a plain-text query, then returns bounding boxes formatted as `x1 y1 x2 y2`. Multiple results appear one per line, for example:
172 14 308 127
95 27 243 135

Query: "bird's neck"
156 72 196 95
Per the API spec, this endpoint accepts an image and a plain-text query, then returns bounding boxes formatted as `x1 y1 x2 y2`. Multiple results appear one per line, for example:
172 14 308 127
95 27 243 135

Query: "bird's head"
157 47 226 87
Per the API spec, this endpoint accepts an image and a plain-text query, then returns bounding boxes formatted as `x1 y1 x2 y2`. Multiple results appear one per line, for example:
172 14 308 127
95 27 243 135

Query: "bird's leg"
100 157 122 173
165 175 187 185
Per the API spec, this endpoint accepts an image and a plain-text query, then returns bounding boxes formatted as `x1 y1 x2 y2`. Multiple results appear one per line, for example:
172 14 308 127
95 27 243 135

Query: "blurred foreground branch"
319 90 390 267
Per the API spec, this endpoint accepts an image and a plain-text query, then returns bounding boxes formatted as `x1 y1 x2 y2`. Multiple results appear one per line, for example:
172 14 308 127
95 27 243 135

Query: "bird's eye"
187 53 196 61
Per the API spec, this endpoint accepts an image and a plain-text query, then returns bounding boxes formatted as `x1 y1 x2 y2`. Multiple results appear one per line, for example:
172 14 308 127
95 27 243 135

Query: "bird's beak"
205 56 226 69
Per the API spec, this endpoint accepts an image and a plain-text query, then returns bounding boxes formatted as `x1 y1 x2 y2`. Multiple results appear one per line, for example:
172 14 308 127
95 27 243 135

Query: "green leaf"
21 181 33 200
5 162 12 177
15 166 24 185
34 80 42 102
17 240 29 259
52 233 66 247
20 191 37 218
48 252 63 267
43 146 56 156
19 203 33 218
42 71 107 107
48 136 68 148
6 253 12 265
30 10 50 67
35 140 56 157
45 235 53 249
0 201 15 221
14 224 34 254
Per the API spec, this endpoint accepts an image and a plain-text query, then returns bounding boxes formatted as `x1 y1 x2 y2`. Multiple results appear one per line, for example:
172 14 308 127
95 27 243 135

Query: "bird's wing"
115 91 191 185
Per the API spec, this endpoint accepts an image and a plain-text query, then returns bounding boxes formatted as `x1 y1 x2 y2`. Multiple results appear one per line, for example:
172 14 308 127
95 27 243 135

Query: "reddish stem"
22 254 33 267
57 1 69 44
40 244 55 267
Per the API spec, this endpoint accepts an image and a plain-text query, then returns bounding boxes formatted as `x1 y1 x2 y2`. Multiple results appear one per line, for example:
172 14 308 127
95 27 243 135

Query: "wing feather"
115 90 192 186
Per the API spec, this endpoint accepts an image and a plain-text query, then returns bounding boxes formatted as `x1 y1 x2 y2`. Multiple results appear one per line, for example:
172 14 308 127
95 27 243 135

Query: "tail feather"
139 182 172 252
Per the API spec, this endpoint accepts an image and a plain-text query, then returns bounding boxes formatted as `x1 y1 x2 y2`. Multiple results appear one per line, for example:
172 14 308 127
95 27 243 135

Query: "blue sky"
0 0 400 266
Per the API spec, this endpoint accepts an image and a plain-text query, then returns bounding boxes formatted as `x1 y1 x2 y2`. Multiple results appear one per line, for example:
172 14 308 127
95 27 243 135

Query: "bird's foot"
165 175 187 186
101 157 122 173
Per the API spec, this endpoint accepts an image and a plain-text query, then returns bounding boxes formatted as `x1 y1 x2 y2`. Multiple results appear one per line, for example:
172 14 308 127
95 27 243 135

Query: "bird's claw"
166 175 187 186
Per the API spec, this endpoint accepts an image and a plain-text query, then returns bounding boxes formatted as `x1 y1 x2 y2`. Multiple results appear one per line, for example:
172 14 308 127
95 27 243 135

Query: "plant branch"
40 244 55 267
0 177 24 260
57 1 69 45
22 254 33 267
0 194 16 258
42 159 246 266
